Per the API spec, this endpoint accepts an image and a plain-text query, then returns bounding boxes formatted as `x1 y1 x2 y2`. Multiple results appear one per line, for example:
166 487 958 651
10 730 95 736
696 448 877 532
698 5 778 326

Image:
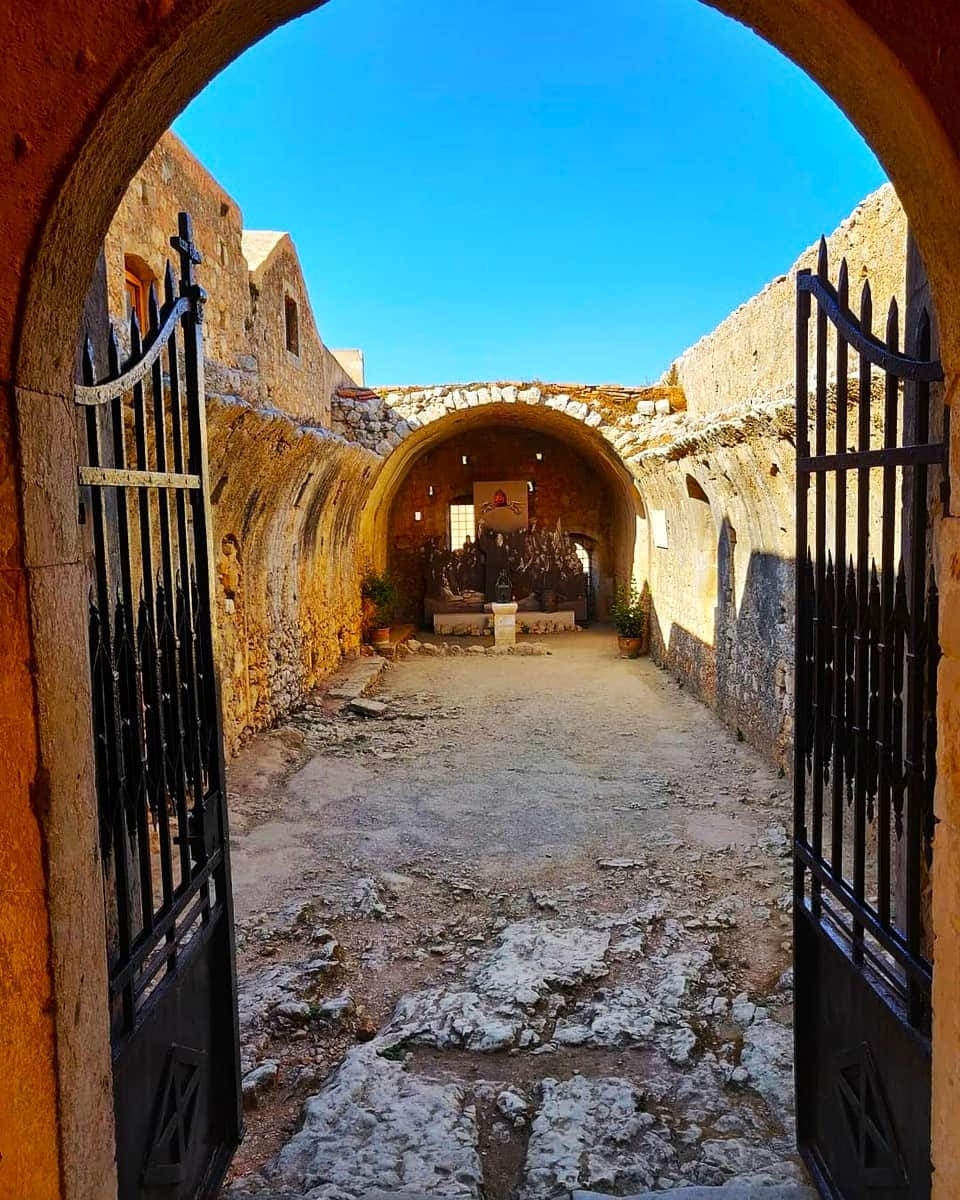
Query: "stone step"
573 1186 818 1200
372 623 416 660
325 654 387 701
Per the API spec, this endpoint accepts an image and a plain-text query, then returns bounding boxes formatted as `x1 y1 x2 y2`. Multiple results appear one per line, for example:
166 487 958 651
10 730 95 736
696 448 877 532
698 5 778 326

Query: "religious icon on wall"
474 480 528 533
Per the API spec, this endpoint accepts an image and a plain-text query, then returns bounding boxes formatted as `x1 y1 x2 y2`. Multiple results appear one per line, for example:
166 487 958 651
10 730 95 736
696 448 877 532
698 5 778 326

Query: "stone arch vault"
353 389 647 590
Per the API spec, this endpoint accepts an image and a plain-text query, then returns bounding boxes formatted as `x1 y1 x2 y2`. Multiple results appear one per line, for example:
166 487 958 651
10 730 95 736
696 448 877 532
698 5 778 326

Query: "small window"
123 255 154 331
285 295 300 356
449 503 475 549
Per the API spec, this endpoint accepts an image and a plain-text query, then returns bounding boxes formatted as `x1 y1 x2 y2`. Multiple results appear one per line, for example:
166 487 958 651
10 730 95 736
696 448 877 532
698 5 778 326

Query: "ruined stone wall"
333 380 684 459
104 133 371 752
387 424 620 623
668 184 908 420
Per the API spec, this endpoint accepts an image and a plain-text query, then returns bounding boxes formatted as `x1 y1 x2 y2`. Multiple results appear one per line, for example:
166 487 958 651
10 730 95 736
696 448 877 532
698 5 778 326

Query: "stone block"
348 698 388 718
492 601 517 647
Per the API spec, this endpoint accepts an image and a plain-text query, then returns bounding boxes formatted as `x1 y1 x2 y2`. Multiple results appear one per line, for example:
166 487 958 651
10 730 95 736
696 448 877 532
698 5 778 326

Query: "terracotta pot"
372 627 391 645
617 635 643 657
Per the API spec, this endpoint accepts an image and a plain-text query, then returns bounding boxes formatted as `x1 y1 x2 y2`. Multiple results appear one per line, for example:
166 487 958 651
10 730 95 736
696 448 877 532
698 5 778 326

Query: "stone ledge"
325 655 387 703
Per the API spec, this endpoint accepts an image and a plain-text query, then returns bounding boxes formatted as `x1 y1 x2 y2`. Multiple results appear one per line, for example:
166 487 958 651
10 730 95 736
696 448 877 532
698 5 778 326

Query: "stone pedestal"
492 601 518 647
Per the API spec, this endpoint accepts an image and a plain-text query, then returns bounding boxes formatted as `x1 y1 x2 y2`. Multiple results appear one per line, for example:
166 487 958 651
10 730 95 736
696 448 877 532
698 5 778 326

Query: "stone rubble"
402 639 554 657
234 898 800 1198
519 1075 677 1199
388 920 610 1053
230 1042 484 1200
227 651 805 1199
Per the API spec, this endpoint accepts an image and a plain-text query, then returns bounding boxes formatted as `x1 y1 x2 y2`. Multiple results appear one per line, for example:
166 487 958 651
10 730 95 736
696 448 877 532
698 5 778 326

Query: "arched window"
123 255 155 331
683 480 718 643
567 534 595 621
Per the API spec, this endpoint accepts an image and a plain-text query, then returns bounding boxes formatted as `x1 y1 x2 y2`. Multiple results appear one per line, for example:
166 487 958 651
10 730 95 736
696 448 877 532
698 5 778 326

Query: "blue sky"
174 0 886 386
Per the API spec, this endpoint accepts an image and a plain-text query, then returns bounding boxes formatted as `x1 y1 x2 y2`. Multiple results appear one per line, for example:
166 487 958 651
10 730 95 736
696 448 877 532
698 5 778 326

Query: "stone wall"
207 397 376 754
667 184 908 420
244 231 355 426
333 380 684 460
104 131 250 370
104 133 370 752
630 402 798 764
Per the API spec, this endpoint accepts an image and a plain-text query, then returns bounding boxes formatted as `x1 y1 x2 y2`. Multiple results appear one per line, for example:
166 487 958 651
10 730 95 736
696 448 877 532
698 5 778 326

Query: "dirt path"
224 630 809 1198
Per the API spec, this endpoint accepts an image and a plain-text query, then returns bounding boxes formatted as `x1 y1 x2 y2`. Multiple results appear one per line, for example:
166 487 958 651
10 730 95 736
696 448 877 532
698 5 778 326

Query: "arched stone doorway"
362 402 644 630
5 2 960 1196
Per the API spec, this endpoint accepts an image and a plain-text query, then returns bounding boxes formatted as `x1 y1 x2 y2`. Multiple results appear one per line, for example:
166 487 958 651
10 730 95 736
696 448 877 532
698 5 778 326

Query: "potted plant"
610 580 647 657
362 570 397 647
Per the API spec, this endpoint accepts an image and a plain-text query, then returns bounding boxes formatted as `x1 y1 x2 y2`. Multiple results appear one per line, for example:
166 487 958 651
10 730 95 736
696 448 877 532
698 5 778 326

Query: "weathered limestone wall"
244 231 355 426
630 404 797 764
669 185 907 420
333 380 684 459
207 398 376 754
104 134 371 752
103 132 250 370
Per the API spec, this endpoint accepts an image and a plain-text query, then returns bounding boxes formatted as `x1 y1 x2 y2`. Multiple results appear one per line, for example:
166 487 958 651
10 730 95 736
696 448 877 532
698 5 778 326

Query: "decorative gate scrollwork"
794 239 946 1199
77 213 241 1198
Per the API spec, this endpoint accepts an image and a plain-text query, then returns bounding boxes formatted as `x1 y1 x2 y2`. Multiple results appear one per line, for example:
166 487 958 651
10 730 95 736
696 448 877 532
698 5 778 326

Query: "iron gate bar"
799 444 946 470
830 260 849 886
853 280 873 967
77 211 241 1198
74 295 192 404
794 236 945 1199
793 840 933 988
796 270 943 381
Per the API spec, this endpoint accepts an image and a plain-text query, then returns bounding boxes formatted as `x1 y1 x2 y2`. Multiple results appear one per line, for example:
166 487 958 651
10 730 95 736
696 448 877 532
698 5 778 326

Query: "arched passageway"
5 2 960 1197
362 402 644 628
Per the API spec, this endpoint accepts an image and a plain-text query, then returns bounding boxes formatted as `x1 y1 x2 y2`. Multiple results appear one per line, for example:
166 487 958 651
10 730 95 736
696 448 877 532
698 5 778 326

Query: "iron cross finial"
170 211 207 324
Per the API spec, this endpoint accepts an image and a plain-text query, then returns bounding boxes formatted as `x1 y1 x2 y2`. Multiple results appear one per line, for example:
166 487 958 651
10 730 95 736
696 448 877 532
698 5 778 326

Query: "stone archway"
353 390 647 609
6 3 960 1197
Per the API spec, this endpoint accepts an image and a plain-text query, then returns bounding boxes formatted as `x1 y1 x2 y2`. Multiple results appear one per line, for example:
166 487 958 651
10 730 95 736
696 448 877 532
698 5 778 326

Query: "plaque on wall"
474 480 528 534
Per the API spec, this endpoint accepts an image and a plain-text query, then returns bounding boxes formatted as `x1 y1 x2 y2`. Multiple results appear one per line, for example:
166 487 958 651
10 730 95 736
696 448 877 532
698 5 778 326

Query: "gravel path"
224 630 809 1198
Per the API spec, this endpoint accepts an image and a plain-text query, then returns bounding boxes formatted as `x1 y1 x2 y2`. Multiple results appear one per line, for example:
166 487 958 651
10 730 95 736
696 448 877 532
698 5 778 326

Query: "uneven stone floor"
224 630 811 1199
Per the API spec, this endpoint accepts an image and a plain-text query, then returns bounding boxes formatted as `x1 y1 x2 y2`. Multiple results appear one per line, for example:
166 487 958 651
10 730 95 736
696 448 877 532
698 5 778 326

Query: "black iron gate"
76 214 242 1198
794 241 946 1198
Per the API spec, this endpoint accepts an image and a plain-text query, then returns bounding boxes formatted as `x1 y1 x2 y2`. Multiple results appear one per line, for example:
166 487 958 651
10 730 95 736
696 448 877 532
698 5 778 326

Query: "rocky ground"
223 630 812 1200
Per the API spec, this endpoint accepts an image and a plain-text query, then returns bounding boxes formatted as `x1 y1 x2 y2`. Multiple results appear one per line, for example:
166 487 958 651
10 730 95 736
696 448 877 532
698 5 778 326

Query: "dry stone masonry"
331 382 684 461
